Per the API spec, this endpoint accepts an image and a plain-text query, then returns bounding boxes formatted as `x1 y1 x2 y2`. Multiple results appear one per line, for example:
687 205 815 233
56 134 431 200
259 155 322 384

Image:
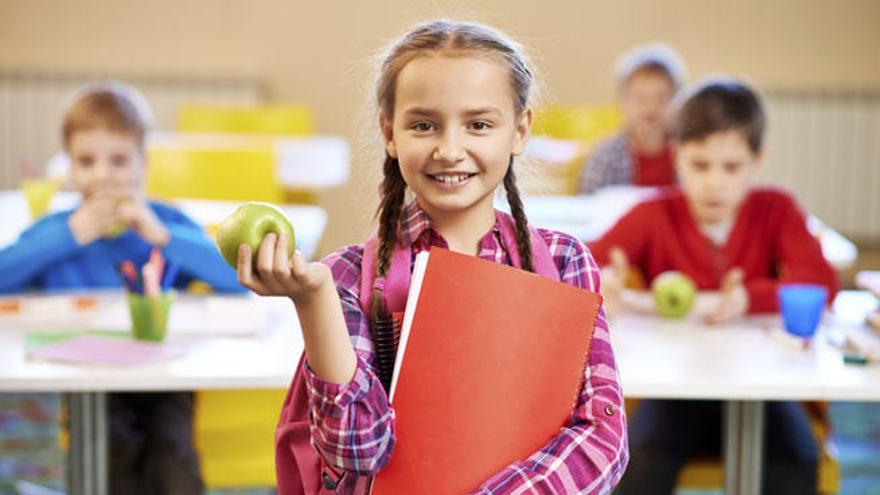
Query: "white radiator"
762 90 880 242
0 71 262 188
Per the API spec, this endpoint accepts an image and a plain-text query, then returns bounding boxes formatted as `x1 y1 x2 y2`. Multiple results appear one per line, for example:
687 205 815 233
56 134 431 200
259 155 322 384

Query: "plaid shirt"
579 132 633 194
302 202 629 494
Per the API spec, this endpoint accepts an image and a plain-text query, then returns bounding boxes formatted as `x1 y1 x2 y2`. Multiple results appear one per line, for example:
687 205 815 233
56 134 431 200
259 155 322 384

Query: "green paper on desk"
26 330 125 349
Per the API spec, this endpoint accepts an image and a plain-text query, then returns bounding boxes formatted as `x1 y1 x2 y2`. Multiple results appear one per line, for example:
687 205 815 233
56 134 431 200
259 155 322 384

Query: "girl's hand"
237 233 332 302
116 196 170 246
705 268 748 325
68 190 122 245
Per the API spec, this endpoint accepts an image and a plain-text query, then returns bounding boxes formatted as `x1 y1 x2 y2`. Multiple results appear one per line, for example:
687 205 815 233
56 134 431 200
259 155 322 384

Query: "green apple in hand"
652 271 697 319
215 202 296 268
106 197 133 238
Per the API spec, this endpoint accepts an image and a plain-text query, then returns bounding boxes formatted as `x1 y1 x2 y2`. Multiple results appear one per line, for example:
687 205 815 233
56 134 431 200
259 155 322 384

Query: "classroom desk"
0 292 302 495
0 190 328 261
611 290 880 495
12 290 871 495
0 189 325 494
496 187 859 270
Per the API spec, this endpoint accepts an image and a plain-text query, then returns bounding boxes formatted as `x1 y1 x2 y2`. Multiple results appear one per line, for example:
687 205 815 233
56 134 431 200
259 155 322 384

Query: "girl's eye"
470 121 491 131
412 122 434 132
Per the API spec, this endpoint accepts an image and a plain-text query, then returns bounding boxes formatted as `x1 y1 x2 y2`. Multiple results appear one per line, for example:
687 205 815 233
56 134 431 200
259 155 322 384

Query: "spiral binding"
372 312 402 394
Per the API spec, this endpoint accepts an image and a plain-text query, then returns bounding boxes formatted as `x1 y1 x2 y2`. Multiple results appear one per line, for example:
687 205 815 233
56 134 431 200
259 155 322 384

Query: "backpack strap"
359 210 559 317
359 232 411 316
495 210 560 282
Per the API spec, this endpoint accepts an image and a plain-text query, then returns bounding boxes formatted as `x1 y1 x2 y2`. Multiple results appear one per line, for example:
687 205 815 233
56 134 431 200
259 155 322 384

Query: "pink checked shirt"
301 202 629 494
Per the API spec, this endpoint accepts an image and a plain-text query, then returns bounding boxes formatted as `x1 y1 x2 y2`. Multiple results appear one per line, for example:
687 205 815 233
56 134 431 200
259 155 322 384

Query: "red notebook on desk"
371 248 601 495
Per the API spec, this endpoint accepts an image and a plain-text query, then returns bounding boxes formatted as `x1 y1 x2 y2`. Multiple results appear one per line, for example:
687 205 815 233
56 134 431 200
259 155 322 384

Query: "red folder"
371 248 600 494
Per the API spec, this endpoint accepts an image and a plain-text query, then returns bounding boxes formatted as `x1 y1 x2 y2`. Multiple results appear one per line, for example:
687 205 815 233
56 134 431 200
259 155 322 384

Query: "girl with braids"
235 19 628 494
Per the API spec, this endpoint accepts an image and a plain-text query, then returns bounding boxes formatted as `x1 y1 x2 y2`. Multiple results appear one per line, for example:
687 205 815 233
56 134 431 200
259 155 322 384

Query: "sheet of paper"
29 335 185 367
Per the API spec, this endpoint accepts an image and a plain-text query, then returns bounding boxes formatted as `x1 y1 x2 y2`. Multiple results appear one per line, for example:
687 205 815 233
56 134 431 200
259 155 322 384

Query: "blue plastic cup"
778 284 828 339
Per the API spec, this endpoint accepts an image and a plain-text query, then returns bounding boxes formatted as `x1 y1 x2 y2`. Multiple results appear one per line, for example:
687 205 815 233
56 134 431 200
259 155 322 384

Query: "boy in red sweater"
595 77 837 495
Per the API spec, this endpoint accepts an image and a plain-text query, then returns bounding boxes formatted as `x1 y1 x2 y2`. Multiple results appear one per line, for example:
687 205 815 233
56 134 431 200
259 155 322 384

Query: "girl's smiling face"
382 54 531 223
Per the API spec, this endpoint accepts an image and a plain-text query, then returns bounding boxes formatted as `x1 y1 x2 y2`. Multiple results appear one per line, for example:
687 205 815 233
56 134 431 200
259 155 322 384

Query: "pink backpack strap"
359 232 411 316
359 212 559 315
495 210 560 281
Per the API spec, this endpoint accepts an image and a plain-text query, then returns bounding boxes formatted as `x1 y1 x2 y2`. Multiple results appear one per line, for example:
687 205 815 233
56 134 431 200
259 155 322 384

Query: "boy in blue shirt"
0 81 243 493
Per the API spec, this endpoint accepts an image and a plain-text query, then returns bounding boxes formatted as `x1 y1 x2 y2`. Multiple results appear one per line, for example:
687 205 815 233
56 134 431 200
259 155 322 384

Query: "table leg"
724 400 742 495
724 400 766 495
65 392 108 495
740 400 765 495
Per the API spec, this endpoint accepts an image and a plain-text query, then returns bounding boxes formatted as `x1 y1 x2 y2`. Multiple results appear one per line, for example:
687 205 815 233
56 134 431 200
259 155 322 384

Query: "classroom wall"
2 0 879 254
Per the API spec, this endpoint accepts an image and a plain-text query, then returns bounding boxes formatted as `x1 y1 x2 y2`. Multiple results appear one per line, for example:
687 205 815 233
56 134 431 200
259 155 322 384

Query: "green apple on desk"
215 202 296 268
652 271 697 319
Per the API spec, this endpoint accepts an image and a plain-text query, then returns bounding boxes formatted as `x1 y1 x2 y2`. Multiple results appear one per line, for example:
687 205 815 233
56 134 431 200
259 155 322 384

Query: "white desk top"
612 291 880 401
0 191 327 261
0 293 302 392
2 289 875 400
496 187 858 270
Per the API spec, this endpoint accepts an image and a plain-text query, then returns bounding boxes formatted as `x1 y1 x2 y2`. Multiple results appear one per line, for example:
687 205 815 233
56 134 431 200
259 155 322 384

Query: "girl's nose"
433 131 465 164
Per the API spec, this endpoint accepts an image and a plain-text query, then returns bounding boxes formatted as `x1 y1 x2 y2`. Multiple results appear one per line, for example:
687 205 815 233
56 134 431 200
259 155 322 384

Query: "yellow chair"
528 104 623 195
146 145 283 204
533 104 622 143
178 104 314 136
163 105 317 489
146 143 288 486
176 104 319 204
194 389 287 487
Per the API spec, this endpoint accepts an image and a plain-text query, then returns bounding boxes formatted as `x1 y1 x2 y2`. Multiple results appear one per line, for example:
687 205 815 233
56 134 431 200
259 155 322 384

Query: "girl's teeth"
436 174 469 184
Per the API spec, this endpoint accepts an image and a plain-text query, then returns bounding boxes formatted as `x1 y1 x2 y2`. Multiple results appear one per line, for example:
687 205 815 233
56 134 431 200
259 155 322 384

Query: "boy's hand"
705 268 748 324
600 247 630 317
116 197 170 246
237 233 332 303
68 190 123 245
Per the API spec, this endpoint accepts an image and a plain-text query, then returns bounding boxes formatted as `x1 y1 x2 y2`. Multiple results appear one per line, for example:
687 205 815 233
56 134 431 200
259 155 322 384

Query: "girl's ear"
380 114 397 158
512 108 533 156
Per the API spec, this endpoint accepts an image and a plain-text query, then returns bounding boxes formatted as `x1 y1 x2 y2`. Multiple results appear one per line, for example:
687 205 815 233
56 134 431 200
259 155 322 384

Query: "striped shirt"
579 132 633 194
302 201 629 494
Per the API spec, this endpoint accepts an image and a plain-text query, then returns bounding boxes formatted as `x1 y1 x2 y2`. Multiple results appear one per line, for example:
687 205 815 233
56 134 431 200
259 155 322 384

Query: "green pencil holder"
127 291 174 342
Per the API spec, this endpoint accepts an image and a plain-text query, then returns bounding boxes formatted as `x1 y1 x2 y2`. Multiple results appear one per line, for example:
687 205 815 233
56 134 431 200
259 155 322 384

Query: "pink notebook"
29 335 184 367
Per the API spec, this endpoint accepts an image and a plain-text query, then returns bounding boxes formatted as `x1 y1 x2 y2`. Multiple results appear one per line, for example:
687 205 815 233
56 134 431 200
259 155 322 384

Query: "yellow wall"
2 0 878 253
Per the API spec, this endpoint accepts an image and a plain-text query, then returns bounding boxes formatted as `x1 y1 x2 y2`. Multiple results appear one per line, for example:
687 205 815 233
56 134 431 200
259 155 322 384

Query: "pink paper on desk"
30 335 184 367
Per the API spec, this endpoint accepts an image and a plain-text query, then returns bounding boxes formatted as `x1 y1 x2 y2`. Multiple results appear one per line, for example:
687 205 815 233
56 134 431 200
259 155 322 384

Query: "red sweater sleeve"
745 194 839 313
588 203 653 269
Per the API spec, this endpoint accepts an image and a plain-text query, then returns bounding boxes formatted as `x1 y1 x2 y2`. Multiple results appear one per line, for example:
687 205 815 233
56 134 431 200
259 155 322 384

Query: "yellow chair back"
146 145 283 203
178 104 314 136
525 104 623 195
533 104 622 142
